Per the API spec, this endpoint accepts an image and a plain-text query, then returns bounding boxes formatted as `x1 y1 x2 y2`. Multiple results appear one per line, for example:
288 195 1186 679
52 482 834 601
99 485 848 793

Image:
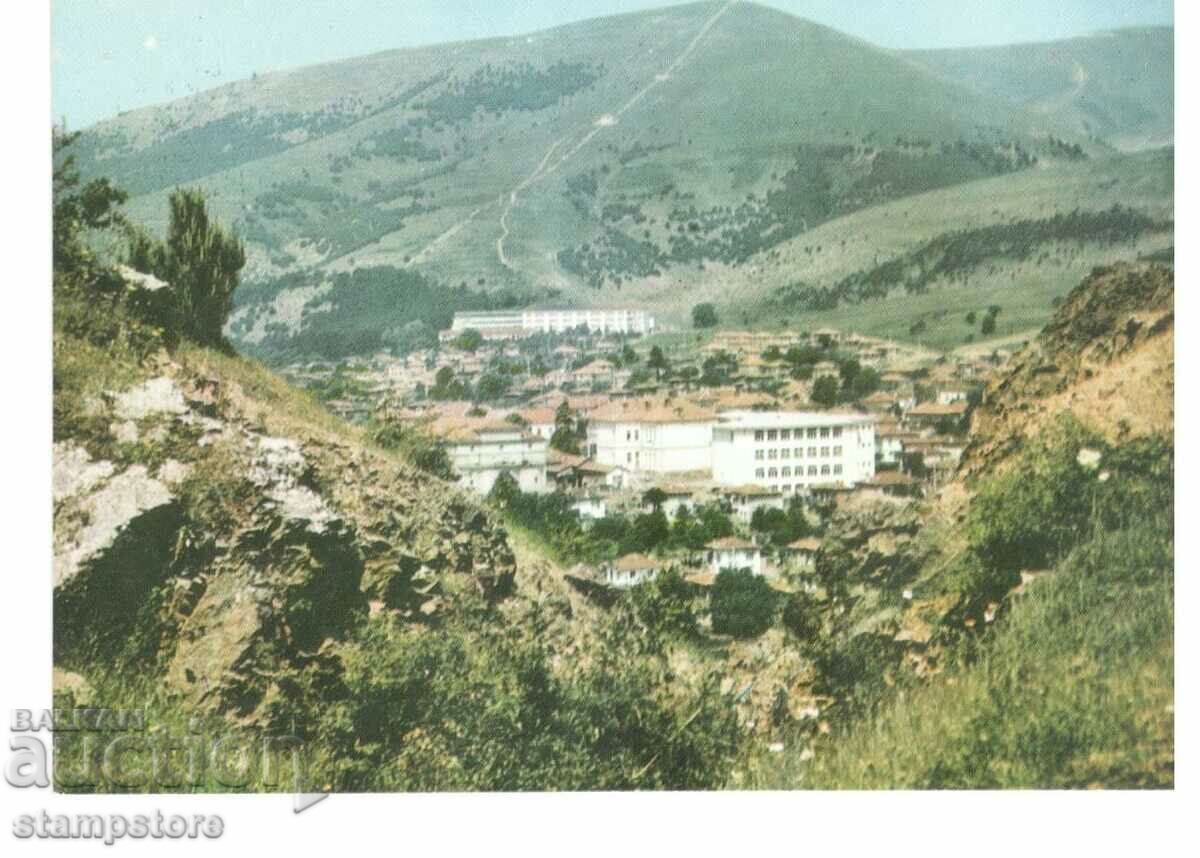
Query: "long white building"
449 308 656 339
587 397 716 474
712 411 876 495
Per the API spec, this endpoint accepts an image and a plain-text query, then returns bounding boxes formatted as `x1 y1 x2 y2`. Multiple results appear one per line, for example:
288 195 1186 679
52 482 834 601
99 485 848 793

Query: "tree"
550 400 581 454
630 567 696 638
710 569 776 638
454 328 484 352
52 130 129 276
487 471 521 508
692 303 719 329
965 311 977 325
980 315 997 336
781 591 823 643
128 188 246 347
642 488 668 512
382 319 435 355
648 345 669 377
811 375 840 407
626 510 670 554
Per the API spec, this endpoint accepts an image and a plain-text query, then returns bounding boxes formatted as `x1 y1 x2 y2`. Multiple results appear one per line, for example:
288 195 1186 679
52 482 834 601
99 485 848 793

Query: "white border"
2 2 1191 853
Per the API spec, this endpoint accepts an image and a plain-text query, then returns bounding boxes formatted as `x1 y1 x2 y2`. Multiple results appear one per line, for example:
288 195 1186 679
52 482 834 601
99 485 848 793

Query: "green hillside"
67 1 1172 360
905 27 1173 152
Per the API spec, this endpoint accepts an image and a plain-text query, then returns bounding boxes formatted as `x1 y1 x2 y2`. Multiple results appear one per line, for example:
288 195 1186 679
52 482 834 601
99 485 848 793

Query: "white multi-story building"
711 411 876 495
434 419 549 495
587 397 716 474
449 308 656 339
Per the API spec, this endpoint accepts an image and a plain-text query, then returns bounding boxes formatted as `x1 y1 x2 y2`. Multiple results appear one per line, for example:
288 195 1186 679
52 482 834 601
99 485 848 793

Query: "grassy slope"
632 148 1173 346
750 523 1173 789
905 28 1174 151
74 5 1099 299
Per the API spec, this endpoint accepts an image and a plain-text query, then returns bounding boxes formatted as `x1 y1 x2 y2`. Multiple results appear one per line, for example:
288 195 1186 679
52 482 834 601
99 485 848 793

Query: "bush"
781 590 823 642
368 420 453 479
692 303 719 329
629 567 697 638
710 569 776 638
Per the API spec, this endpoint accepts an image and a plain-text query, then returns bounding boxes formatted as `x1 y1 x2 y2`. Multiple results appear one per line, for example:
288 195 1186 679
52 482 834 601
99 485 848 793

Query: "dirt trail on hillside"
494 0 737 270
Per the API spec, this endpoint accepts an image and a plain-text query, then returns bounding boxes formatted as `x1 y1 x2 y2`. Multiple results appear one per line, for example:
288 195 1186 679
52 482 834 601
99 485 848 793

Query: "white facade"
708 541 765 576
572 496 608 520
725 489 785 524
877 434 905 466
711 411 876 494
445 427 549 496
450 308 656 337
588 419 714 473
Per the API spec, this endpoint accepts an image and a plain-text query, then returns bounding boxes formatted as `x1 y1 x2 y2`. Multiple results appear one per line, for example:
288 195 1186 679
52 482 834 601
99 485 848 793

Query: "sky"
52 0 1174 129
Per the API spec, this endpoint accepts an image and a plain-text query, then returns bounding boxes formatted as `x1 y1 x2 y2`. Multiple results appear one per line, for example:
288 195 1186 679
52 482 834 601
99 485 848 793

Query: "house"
571 495 608 521
936 389 969 406
518 406 558 440
812 360 841 380
587 396 716 474
860 470 923 498
721 484 785 524
430 417 549 495
783 537 821 571
547 452 614 490
602 553 662 588
574 359 618 389
707 537 765 576
906 400 969 431
711 410 876 495
646 484 697 519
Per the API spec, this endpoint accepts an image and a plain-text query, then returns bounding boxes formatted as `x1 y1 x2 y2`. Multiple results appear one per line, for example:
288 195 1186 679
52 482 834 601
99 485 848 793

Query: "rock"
112 377 188 421
156 459 192 487
52 444 114 504
54 465 176 590
53 465 182 660
53 668 94 706
111 420 140 444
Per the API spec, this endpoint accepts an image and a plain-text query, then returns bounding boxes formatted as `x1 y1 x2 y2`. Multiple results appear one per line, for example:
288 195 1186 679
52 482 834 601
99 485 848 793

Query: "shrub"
710 569 776 638
368 420 453 479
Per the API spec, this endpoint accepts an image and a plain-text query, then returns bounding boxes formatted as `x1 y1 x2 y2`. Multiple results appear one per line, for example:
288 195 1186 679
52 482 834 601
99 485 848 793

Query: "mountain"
67 1 1172 360
904 27 1173 152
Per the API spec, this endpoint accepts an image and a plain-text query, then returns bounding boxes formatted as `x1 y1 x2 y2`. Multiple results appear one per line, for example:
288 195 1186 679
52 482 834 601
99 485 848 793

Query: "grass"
749 521 1174 789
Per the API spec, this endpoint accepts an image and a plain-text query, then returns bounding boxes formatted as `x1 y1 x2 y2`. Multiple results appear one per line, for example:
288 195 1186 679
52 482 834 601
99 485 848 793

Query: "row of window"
753 426 843 442
755 446 842 461
755 464 842 479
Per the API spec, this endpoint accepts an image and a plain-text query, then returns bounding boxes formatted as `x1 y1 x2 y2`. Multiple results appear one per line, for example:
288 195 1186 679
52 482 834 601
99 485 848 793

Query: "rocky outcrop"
53 445 183 661
53 361 517 727
961 263 1173 480
815 498 924 590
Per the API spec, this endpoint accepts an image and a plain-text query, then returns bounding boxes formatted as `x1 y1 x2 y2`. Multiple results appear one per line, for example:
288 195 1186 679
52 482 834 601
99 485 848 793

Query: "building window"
833 427 843 438
782 467 792 477
807 428 818 439
821 465 831 476
780 429 791 441
755 449 764 460
768 468 778 478
808 447 818 457
795 447 803 458
755 468 765 478
767 430 778 441
781 448 791 459
808 466 818 476
768 449 778 460
754 430 764 442
833 445 842 456
820 427 830 439
833 464 843 475
821 447 830 457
